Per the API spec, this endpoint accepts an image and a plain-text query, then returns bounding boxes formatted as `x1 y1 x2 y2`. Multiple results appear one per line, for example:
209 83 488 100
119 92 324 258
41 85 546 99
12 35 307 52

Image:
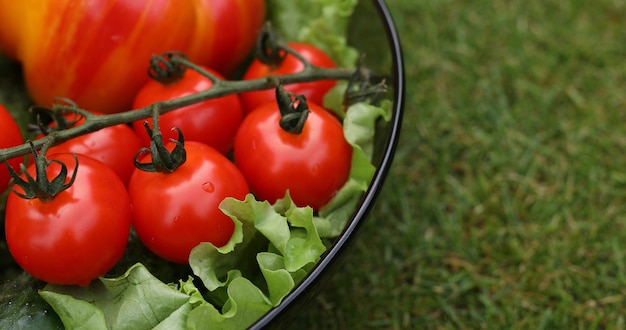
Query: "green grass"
290 0 626 328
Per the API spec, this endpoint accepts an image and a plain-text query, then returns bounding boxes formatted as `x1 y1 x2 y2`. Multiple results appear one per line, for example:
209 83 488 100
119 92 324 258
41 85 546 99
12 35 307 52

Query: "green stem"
4 141 78 201
0 66 358 162
133 104 187 173
276 85 310 134
147 51 189 84
254 22 312 70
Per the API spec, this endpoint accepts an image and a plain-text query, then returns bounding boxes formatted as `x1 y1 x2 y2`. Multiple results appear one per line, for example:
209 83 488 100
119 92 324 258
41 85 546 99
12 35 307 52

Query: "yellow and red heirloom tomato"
0 0 265 114
0 104 23 193
4 153 132 286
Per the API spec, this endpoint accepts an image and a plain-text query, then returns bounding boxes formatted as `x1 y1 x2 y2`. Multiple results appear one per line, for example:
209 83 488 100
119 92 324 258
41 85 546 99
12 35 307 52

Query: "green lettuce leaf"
185 277 272 330
315 98 393 237
40 263 191 330
345 100 393 182
257 252 308 305
188 192 325 297
187 194 264 294
189 193 328 329
38 292 107 330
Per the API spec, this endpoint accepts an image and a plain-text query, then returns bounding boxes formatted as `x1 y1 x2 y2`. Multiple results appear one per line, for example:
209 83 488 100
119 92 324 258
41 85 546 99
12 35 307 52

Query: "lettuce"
40 264 190 330
38 0 393 328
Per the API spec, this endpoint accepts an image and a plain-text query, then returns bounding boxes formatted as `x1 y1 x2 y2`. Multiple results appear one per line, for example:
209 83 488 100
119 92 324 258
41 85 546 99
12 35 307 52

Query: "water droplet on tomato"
202 182 215 193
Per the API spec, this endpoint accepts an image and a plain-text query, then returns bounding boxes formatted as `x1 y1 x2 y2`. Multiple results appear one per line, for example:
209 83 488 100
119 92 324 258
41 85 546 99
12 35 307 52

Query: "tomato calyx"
134 121 187 173
343 58 388 108
4 141 78 201
275 84 310 134
256 22 288 68
28 98 84 135
147 51 189 85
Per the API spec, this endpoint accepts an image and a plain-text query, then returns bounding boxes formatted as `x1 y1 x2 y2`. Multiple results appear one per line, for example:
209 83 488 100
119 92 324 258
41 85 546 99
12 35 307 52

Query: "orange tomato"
0 0 265 114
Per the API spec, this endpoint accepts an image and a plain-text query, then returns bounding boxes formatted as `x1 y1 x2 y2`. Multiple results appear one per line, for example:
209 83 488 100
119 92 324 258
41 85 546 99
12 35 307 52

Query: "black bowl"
249 0 405 328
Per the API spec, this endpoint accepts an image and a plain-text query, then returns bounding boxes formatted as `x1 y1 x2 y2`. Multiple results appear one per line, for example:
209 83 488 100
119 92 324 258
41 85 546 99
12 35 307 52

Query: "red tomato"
240 43 337 115
38 113 141 185
128 141 249 264
233 101 352 210
4 153 131 286
0 0 265 114
132 67 242 154
0 104 24 192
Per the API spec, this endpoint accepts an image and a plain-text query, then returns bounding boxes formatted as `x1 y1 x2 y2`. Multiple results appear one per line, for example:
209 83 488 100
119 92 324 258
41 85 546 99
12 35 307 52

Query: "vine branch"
0 42 387 162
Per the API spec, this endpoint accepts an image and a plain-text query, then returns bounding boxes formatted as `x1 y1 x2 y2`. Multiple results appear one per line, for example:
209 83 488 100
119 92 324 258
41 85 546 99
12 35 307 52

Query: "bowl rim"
249 0 405 327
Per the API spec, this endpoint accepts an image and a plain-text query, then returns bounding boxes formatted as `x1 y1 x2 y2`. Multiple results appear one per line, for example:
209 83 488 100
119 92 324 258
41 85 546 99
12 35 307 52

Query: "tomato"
0 0 265 114
128 141 249 264
240 42 337 115
37 112 141 185
188 0 266 75
4 153 131 286
0 104 24 193
132 67 242 155
233 99 352 210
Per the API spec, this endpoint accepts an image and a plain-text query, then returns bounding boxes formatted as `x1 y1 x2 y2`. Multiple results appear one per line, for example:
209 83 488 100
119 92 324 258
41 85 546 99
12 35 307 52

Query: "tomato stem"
4 141 77 201
256 22 287 67
276 84 310 134
255 22 313 69
133 104 187 173
343 56 389 107
29 100 84 135
168 56 222 84
0 51 386 162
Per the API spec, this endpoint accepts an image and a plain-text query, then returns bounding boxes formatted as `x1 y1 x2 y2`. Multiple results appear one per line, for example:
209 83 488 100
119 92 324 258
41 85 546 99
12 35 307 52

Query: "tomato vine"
0 35 387 163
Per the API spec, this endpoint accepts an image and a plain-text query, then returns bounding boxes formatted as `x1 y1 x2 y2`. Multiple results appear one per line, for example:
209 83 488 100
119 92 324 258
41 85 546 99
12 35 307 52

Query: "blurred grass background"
291 0 626 328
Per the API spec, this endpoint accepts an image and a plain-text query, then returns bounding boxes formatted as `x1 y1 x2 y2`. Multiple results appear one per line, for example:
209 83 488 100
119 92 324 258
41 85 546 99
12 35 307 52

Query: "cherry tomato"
5 153 131 286
0 0 265 114
37 112 141 185
132 67 242 155
128 141 249 264
0 104 24 192
233 100 352 210
240 43 337 115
